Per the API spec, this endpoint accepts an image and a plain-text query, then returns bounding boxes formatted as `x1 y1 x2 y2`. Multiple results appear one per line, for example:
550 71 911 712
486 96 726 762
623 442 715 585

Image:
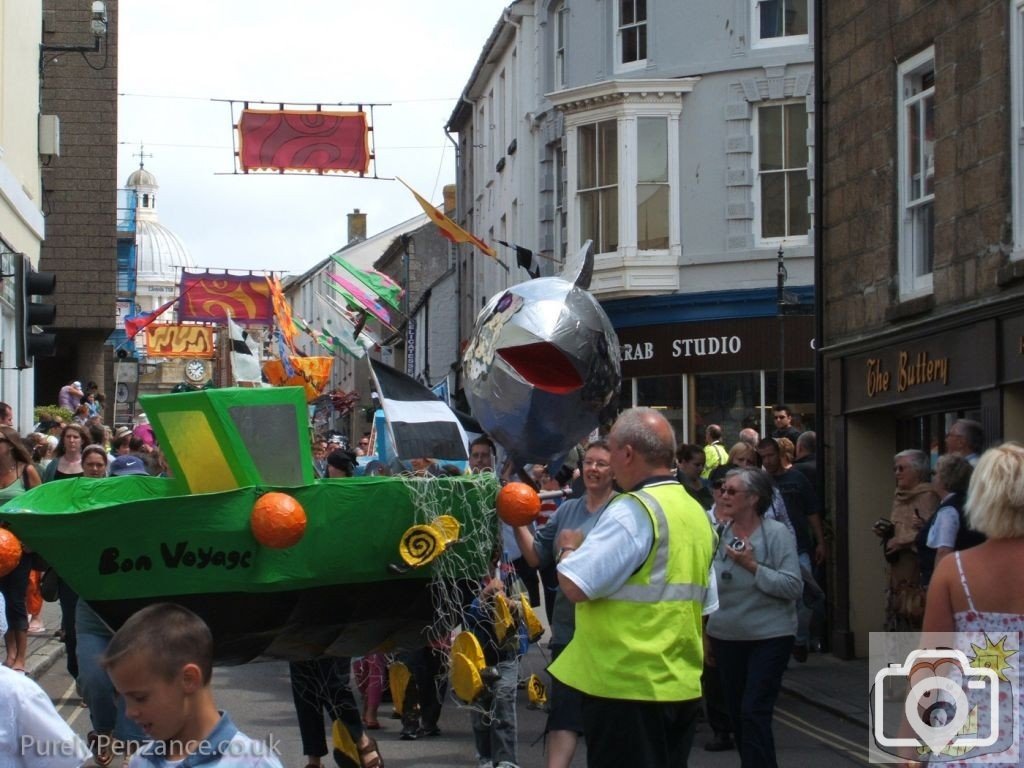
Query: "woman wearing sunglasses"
705 467 801 768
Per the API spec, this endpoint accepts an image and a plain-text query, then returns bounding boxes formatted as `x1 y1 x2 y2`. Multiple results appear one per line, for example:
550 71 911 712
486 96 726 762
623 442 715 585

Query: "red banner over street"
238 109 370 174
178 272 274 324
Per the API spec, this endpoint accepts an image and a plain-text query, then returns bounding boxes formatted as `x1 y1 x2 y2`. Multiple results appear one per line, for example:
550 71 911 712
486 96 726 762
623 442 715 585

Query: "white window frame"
554 2 568 90
751 0 810 49
565 102 681 260
614 0 647 73
751 100 811 247
897 47 936 298
1012 0 1024 258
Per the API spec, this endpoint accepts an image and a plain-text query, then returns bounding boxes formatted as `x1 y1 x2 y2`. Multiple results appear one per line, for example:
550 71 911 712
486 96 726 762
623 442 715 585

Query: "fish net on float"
288 471 503 765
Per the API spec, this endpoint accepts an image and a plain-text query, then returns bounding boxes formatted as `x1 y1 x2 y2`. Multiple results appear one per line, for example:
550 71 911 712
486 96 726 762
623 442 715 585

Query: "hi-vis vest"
548 481 715 701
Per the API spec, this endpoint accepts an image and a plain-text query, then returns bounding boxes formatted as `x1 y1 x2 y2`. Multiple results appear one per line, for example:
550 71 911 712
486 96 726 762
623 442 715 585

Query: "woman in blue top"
512 439 615 768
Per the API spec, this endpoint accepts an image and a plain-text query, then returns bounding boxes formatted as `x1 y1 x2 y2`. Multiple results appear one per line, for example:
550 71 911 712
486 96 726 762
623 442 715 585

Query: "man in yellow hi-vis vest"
548 407 717 768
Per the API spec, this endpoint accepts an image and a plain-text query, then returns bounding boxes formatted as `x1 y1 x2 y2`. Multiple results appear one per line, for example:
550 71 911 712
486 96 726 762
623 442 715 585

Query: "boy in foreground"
103 603 282 768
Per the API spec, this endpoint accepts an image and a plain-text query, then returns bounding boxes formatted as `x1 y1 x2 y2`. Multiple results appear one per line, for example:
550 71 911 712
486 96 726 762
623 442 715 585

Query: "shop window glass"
636 375 684 444
693 372 762 445
764 369 816 433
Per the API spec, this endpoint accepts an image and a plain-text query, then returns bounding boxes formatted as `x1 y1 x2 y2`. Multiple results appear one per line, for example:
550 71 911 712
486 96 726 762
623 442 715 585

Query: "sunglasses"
717 486 746 496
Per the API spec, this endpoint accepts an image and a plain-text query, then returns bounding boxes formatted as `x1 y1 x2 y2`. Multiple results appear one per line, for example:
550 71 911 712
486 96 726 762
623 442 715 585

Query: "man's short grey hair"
894 449 930 481
953 419 985 453
797 430 816 454
613 407 676 467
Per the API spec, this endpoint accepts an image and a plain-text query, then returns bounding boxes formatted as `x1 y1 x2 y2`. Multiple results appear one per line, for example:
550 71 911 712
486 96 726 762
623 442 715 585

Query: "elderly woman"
876 449 939 630
916 454 983 588
706 467 802 768
924 443 1024 763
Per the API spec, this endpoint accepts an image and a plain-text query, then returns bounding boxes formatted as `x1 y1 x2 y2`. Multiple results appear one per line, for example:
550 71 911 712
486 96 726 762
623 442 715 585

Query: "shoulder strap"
954 551 977 613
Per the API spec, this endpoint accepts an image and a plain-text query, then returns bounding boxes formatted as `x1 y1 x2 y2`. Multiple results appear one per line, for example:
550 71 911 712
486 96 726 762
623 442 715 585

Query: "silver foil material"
463 245 621 465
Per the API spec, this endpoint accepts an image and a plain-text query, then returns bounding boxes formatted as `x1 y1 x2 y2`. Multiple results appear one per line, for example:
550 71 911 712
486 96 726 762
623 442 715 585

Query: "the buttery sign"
844 320 995 412
615 316 814 378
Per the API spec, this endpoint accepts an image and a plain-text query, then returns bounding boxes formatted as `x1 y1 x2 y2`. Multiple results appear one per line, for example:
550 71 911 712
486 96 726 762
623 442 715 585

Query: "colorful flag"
397 178 498 260
238 109 370 175
293 314 365 360
178 272 273 323
368 358 468 462
497 240 542 279
266 276 297 351
326 272 393 327
331 256 404 311
124 295 181 340
228 315 262 384
316 291 380 348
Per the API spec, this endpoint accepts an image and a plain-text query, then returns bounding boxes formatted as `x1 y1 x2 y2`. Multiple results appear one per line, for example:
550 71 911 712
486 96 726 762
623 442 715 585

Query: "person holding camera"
705 467 802 768
875 449 939 631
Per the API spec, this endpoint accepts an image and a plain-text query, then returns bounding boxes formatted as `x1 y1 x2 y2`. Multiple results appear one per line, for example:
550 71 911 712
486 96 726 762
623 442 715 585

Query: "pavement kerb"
27 637 65 681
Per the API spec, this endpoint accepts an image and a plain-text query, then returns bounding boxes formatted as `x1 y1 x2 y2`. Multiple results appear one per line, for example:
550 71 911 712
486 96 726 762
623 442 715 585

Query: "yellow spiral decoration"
398 524 445 567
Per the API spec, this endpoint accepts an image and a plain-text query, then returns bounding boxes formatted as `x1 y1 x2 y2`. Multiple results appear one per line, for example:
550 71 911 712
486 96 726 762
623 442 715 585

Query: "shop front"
614 314 815 446
826 309 1024 657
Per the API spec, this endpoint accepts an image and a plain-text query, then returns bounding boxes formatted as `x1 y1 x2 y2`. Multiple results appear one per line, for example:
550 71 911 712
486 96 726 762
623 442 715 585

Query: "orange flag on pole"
398 178 497 259
266 275 297 351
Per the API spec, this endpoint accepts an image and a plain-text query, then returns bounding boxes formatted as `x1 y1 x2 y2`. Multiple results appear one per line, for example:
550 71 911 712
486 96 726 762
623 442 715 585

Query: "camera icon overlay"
869 632 1019 764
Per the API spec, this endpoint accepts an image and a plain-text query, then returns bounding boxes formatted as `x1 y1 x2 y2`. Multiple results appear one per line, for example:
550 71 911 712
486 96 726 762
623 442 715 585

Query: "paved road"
35 644 871 767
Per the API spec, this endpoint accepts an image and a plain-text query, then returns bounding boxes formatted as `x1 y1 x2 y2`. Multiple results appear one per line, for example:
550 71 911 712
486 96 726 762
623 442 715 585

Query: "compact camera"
873 517 896 539
728 537 746 552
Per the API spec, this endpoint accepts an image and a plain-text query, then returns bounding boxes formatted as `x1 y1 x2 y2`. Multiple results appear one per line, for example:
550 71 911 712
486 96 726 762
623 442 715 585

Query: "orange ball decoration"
251 492 307 549
0 528 23 578
496 482 541 527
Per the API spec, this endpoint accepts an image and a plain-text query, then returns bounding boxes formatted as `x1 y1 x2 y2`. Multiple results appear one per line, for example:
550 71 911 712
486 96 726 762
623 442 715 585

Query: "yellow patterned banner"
145 324 216 358
262 357 333 402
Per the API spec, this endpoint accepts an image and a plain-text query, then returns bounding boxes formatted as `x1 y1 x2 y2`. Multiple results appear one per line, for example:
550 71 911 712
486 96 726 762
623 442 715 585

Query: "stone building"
38 0 119 409
821 0 1024 656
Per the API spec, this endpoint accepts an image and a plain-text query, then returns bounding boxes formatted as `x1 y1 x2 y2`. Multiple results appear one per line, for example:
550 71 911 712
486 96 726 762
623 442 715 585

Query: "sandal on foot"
357 735 383 768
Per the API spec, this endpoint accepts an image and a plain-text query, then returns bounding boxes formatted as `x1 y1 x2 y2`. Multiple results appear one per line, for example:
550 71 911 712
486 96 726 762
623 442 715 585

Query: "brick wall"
38 0 119 395
823 0 1014 342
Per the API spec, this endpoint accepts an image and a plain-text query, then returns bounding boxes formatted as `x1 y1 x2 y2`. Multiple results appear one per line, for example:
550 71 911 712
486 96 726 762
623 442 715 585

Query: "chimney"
442 185 457 216
347 208 367 243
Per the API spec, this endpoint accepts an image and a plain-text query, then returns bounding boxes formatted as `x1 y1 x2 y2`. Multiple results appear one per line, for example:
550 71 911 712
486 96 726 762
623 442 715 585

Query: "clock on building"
184 359 208 383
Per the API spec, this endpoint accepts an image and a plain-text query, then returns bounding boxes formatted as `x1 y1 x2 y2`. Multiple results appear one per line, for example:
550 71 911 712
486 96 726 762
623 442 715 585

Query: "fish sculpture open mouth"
497 342 584 395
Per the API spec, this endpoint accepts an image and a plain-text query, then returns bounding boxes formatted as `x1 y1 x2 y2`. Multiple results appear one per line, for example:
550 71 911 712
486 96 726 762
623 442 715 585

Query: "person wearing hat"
325 449 358 478
108 454 150 477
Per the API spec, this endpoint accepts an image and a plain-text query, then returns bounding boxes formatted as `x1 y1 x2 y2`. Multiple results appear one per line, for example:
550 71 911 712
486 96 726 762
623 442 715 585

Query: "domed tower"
124 162 196 314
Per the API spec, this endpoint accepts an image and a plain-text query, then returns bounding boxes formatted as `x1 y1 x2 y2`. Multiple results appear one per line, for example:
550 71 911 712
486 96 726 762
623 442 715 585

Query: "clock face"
185 359 207 382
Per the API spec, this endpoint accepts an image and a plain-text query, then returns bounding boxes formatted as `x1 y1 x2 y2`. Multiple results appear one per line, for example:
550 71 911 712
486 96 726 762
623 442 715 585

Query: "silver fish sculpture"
463 241 621 464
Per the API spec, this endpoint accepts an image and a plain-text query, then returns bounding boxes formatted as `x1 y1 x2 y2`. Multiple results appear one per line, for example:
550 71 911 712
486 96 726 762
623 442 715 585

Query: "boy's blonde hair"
102 603 214 683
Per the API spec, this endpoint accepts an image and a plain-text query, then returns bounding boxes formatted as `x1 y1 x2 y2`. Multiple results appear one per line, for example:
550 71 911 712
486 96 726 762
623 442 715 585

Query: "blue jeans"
75 601 146 741
471 658 519 767
711 634 793 768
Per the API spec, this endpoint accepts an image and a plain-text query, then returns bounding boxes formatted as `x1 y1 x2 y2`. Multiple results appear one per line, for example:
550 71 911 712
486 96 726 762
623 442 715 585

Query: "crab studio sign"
145 325 215 359
616 316 814 377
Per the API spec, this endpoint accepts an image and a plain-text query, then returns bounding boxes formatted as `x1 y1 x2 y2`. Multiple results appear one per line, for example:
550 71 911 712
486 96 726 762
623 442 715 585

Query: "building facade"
449 0 818 443
821 0 1023 656
38 0 119 409
0 0 48 429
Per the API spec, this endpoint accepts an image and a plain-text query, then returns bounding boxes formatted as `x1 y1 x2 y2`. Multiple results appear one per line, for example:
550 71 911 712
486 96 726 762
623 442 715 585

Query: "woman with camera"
875 449 939 631
705 467 802 768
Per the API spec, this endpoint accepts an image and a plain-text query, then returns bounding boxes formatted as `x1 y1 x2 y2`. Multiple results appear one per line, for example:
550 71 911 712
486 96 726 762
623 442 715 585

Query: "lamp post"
776 243 786 405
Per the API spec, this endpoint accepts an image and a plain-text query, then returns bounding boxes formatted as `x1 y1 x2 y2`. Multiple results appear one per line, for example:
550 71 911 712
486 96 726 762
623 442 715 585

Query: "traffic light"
15 254 57 369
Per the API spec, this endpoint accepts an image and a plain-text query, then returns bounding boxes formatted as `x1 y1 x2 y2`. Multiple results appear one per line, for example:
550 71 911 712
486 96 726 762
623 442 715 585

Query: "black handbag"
39 568 59 603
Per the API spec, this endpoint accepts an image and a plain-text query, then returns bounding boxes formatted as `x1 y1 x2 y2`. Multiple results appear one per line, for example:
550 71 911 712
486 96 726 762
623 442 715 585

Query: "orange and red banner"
238 109 371 174
262 357 333 402
145 324 215 358
178 272 273 324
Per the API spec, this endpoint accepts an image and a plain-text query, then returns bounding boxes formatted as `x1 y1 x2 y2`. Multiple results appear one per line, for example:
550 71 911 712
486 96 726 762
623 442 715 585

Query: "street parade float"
0 243 621 676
